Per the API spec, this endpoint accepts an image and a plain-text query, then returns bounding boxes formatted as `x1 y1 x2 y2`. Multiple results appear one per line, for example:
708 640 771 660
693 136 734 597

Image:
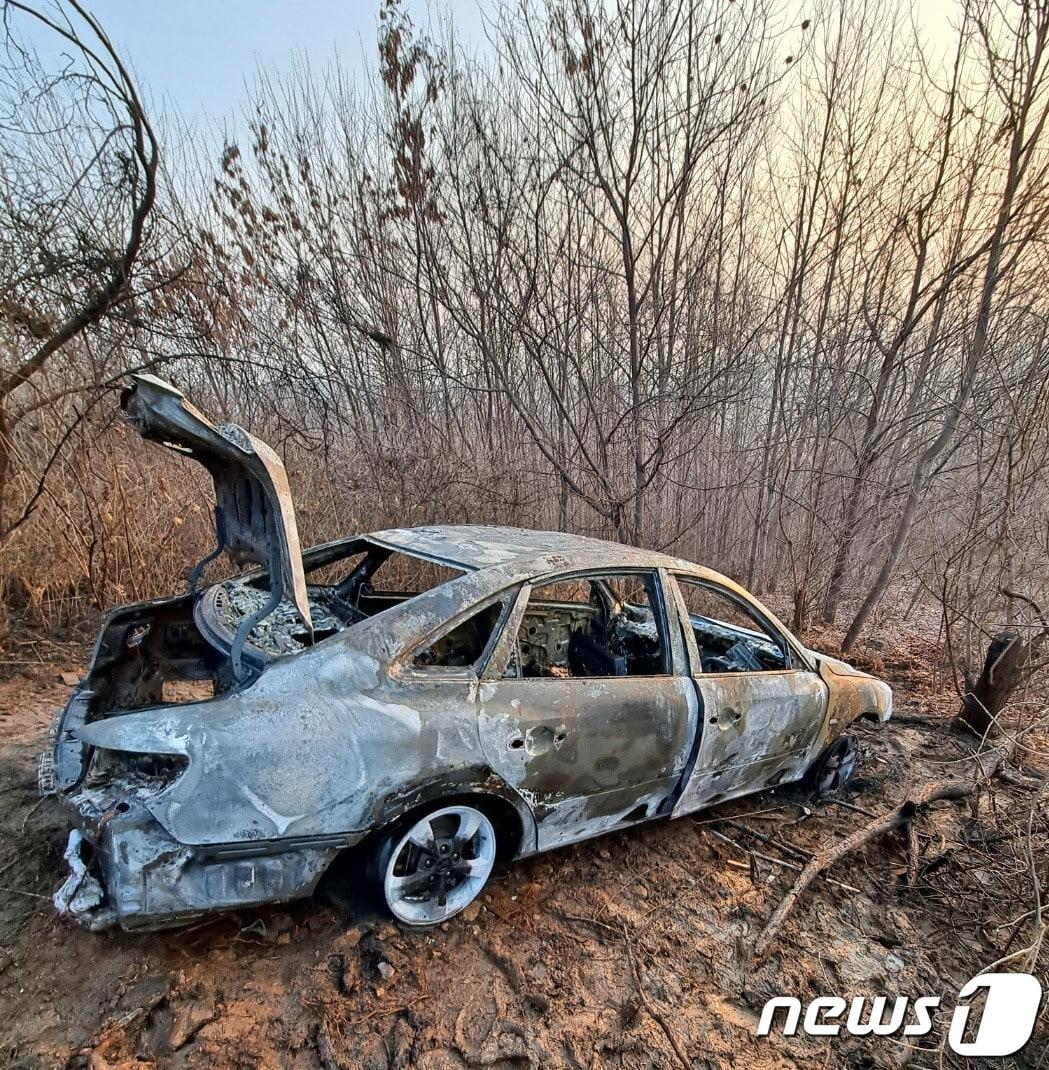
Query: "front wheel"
811 733 858 794
376 804 497 925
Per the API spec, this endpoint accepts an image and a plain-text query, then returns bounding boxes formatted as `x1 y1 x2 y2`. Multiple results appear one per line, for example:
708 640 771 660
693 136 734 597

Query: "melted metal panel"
672 670 828 814
477 675 693 851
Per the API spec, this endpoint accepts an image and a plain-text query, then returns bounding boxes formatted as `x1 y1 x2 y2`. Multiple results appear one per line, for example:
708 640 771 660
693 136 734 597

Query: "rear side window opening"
411 599 507 671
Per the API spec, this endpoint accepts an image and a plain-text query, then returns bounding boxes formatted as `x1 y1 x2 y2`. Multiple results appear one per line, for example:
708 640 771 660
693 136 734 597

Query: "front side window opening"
676 578 790 674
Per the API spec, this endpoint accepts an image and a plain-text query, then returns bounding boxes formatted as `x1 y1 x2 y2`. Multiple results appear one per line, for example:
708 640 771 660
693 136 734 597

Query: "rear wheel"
812 733 858 794
376 804 497 925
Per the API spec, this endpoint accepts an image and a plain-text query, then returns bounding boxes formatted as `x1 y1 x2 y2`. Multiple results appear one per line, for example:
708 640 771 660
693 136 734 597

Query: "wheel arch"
367 766 537 860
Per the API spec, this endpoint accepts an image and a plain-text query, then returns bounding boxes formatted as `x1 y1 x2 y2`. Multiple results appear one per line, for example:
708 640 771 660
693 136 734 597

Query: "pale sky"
17 0 484 139
89 1 485 118
18 0 961 131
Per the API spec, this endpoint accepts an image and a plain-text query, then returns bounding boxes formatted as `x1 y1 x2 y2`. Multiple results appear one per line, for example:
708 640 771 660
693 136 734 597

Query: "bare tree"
0 0 161 545
842 0 1049 650
7 0 1048 676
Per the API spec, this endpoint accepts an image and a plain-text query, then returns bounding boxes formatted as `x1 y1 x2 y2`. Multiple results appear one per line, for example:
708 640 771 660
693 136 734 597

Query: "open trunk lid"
120 375 313 640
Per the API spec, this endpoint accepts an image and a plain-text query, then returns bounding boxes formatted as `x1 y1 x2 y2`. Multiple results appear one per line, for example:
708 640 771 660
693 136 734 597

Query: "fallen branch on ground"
753 747 1010 957
622 923 690 1069
707 828 861 894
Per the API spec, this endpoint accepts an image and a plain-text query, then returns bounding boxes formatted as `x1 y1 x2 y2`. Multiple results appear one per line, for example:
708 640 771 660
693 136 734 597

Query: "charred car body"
43 376 892 930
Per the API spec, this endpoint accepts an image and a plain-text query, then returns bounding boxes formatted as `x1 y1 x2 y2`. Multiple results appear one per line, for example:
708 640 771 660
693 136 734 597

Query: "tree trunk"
956 631 1043 737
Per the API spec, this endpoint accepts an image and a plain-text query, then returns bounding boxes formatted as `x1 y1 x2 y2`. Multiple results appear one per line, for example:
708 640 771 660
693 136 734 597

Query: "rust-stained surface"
42 377 893 932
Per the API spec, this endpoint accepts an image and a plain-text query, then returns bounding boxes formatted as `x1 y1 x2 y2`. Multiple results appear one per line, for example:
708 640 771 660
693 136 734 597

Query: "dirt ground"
1 635 1047 1069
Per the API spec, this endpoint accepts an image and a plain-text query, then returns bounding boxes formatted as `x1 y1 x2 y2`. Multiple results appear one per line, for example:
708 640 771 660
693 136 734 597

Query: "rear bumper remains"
54 829 114 929
53 802 358 931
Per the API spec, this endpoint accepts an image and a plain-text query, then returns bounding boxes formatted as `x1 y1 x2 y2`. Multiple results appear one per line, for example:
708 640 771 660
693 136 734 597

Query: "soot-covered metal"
42 377 893 931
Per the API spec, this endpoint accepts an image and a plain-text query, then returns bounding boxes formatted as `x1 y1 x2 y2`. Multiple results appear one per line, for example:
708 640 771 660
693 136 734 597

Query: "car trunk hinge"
229 535 314 682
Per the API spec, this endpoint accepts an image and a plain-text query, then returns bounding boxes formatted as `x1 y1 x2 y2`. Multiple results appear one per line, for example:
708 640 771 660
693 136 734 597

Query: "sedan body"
44 377 892 930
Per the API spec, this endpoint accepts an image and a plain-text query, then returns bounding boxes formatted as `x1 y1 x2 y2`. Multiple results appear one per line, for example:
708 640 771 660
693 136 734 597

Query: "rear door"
477 569 698 851
667 574 827 814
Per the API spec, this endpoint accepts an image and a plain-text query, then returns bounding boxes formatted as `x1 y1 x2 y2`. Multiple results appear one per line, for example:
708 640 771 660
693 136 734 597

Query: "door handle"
722 707 743 726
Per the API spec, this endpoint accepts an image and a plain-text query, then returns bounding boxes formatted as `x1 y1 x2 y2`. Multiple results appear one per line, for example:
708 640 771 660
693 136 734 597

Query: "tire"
811 733 859 794
374 803 497 926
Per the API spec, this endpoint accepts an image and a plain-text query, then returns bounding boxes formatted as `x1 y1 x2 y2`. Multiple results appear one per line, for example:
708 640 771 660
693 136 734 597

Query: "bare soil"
1 636 1046 1069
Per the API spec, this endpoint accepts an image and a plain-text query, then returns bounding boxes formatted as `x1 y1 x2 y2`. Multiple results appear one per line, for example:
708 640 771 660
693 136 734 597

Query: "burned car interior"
138 546 678 691
71 539 792 732
512 574 666 679
197 543 468 668
85 547 792 723
78 541 469 717
406 573 669 678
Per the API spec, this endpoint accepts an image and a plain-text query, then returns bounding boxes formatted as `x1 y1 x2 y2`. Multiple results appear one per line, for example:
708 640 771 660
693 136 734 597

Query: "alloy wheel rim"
819 735 858 793
384 805 496 925
838 736 858 783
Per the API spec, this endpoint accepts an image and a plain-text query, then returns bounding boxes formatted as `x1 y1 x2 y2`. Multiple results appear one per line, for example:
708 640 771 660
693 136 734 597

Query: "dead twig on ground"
19 796 45 835
708 828 861 894
0 885 46 899
753 746 1011 957
622 924 690 1069
889 713 944 728
823 797 878 819
905 816 921 887
557 910 622 938
997 767 1045 788
721 818 811 861
345 994 430 1028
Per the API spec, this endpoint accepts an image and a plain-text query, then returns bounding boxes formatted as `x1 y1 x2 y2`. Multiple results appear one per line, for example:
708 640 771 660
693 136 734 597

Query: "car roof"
367 524 689 571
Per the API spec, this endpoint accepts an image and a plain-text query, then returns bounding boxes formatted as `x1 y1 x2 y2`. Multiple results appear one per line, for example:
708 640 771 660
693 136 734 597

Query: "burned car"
43 375 892 930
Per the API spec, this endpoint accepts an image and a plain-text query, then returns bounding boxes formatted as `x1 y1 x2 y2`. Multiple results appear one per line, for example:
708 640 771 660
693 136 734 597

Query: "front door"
667 574 827 815
477 570 697 850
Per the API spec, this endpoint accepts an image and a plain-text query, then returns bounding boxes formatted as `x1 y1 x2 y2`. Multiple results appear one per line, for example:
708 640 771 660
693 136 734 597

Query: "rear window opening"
196 539 468 666
367 551 463 593
351 551 465 618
